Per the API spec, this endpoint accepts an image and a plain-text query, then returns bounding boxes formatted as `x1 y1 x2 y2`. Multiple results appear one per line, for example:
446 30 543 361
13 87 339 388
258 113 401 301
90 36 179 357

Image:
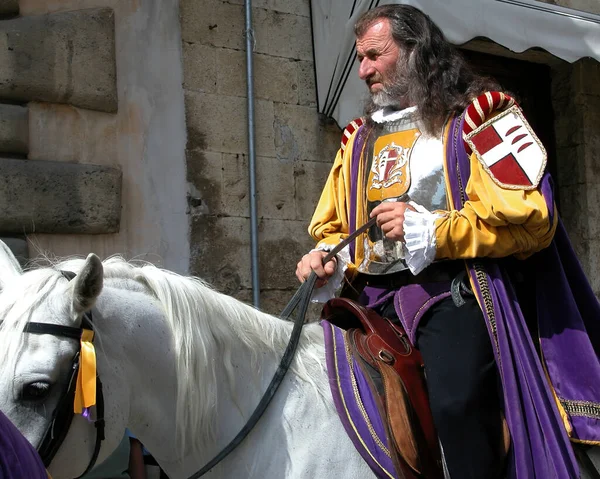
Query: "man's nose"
358 59 375 81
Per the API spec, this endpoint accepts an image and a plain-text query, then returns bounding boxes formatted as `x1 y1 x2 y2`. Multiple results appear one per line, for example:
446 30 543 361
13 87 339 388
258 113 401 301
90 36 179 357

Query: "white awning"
311 0 600 127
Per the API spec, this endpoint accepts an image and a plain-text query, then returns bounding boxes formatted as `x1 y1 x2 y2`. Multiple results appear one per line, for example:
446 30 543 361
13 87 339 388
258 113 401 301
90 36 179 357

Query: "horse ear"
71 254 104 315
0 240 22 289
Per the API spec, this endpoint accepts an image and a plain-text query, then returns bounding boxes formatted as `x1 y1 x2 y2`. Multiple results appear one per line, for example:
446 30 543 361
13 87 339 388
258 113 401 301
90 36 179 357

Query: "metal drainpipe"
245 0 260 308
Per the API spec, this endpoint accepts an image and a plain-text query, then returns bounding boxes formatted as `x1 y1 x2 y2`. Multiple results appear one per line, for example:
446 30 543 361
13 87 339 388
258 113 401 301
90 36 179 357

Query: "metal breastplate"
359 115 447 275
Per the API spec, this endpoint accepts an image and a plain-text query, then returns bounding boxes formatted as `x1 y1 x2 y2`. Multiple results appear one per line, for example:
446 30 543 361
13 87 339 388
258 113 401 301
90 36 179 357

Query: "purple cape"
347 116 600 477
0 409 47 479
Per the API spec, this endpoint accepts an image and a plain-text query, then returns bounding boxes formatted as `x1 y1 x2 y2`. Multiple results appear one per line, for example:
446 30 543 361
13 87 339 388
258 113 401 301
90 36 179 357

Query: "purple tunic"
0 409 47 479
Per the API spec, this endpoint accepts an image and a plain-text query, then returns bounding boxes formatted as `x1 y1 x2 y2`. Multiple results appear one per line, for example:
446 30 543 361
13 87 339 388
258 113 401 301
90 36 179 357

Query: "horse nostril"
21 381 52 403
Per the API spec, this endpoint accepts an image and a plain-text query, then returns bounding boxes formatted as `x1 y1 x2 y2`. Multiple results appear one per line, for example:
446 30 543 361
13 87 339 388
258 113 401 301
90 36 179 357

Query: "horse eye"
21 381 52 402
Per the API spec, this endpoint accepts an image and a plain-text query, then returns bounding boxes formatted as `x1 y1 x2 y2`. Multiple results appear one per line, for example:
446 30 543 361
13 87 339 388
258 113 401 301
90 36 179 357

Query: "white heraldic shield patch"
465 106 547 190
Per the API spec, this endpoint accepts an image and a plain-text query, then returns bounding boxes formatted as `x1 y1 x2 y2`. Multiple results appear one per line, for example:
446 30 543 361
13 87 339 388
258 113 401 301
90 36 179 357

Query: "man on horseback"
297 4 600 478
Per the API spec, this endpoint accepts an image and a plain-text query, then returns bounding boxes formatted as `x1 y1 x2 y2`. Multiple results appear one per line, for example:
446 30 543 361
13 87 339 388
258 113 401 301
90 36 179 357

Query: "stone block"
217 49 299 104
297 60 317 107
226 0 310 17
258 218 315 290
253 9 313 61
188 150 296 220
255 156 295 219
0 158 122 234
551 62 575 98
27 102 118 165
185 91 276 157
588 239 600 297
554 107 584 148
582 94 600 139
294 160 334 220
179 0 215 44
559 183 591 241
0 236 28 267
181 0 245 50
190 215 313 294
225 0 270 11
186 149 223 216
181 2 311 56
274 103 340 163
0 0 18 16
584 183 600 239
584 132 600 181
573 58 600 97
541 0 600 17
221 152 249 217
555 145 586 187
0 8 117 112
268 0 311 17
0 104 27 154
183 42 218 94
189 215 252 292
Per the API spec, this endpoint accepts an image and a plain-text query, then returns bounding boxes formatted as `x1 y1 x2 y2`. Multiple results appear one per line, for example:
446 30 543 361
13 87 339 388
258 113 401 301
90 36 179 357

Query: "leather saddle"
321 297 443 479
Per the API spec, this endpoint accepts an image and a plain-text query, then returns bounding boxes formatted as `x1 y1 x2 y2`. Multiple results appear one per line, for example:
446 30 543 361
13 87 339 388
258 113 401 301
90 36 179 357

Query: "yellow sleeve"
434 152 557 260
308 145 351 248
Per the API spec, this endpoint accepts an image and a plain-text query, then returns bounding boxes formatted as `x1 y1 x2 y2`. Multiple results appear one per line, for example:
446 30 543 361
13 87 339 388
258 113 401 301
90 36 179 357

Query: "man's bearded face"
368 62 409 108
356 19 410 110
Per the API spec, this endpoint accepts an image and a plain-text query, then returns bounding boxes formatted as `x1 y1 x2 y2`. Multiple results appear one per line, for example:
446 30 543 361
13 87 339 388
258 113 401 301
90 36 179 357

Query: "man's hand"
296 250 337 288
370 201 416 242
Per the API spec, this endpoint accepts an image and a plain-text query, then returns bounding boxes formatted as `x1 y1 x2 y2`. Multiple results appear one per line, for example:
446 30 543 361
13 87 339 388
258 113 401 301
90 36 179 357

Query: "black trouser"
379 295 504 478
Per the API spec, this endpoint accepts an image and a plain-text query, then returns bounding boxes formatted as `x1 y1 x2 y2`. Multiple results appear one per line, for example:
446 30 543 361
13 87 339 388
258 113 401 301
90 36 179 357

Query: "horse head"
0 244 113 478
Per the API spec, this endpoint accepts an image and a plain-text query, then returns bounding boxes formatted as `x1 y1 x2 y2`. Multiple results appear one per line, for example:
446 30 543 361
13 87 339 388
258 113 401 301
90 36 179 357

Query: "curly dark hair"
355 4 502 135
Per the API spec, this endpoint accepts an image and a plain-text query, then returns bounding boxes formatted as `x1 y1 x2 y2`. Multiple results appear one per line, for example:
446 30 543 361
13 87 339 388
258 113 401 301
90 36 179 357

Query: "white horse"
0 242 599 479
0 242 375 479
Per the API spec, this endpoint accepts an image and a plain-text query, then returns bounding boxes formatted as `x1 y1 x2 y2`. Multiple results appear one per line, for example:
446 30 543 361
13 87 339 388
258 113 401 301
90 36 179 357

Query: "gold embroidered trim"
561 399 600 420
344 331 392 458
329 323 395 478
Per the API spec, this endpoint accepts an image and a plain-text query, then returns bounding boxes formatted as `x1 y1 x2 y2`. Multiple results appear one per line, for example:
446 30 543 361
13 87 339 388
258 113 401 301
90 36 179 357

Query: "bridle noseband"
2 270 105 477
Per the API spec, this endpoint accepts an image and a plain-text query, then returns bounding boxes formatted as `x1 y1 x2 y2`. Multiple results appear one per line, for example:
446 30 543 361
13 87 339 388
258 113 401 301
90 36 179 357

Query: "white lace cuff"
310 243 351 303
403 202 441 275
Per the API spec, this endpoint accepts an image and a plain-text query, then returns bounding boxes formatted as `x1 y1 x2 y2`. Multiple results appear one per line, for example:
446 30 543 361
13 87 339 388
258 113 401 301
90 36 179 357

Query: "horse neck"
93 284 181 465
97 277 324 475
165 299 331 477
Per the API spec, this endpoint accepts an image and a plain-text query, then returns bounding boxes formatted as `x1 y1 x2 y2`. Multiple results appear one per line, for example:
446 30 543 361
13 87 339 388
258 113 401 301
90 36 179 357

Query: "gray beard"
371 89 398 108
369 75 410 111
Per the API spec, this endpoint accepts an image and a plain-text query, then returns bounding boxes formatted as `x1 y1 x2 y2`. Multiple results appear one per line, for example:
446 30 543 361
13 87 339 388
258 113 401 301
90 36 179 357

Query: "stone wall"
180 0 341 313
552 58 600 294
537 0 600 15
4 0 189 273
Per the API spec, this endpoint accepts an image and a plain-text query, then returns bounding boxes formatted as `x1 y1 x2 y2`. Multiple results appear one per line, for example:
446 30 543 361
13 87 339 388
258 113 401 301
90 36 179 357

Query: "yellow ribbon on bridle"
73 328 97 414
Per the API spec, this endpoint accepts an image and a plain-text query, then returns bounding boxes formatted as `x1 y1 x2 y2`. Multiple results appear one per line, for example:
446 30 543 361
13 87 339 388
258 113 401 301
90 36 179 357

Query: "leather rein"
188 216 377 478
0 270 105 478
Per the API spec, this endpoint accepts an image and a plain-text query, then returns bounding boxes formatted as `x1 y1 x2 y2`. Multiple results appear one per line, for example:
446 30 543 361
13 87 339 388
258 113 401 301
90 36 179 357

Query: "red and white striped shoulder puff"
340 118 364 155
462 92 518 153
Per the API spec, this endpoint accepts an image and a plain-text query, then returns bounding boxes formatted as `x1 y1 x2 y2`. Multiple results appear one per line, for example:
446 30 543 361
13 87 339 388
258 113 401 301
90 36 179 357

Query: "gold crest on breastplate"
368 129 421 202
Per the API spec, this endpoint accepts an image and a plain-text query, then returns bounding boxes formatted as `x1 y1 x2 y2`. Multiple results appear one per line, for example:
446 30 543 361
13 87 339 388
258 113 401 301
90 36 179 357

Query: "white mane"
0 256 327 451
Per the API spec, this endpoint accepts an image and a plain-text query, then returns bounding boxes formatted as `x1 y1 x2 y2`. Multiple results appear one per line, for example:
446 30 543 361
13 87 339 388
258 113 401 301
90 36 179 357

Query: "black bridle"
2 271 105 478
